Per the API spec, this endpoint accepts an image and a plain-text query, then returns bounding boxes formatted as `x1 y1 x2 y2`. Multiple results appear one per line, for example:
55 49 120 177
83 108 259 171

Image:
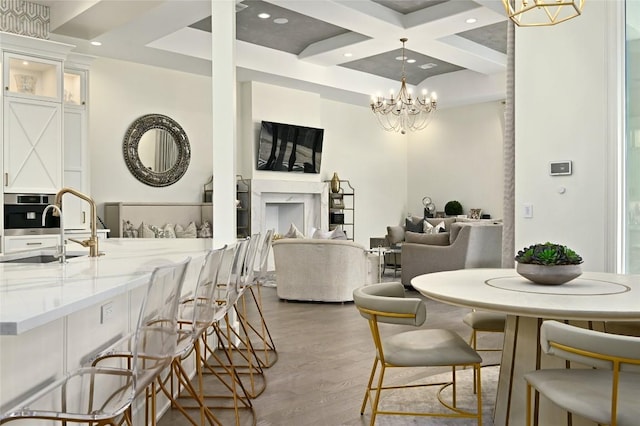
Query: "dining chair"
524 320 640 426
0 258 191 426
463 310 506 390
353 282 483 426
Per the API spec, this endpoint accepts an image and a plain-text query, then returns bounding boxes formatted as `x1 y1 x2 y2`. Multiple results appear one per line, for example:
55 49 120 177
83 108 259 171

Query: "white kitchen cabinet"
3 234 59 252
62 59 92 230
3 97 62 193
1 35 73 195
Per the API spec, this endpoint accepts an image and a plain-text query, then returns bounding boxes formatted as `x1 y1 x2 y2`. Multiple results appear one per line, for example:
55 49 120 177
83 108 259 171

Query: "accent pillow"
434 221 446 233
405 231 450 246
138 222 156 238
197 221 212 238
423 220 434 234
311 227 347 240
122 220 138 238
283 223 305 239
405 218 424 233
163 223 177 238
175 222 197 238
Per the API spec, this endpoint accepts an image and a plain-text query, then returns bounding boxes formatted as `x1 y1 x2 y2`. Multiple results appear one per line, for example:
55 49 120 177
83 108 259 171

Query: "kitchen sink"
1 254 85 263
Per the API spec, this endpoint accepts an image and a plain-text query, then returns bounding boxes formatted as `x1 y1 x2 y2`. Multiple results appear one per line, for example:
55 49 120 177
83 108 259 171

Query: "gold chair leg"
360 358 379 415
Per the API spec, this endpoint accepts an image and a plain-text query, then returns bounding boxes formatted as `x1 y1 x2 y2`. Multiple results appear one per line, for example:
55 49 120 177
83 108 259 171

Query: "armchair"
401 222 502 287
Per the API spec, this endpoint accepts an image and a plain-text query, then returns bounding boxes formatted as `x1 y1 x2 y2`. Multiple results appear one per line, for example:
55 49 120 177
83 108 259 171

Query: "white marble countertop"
0 239 212 335
411 268 640 321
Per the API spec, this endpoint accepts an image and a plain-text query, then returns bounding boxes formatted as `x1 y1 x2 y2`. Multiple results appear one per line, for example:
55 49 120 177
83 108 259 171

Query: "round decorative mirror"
123 113 191 187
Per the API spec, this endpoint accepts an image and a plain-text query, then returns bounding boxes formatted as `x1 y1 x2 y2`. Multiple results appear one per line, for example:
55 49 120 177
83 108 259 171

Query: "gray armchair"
401 222 502 287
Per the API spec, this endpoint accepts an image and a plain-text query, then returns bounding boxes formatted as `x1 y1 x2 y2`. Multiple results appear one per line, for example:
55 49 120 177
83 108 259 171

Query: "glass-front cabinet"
4 52 62 101
63 69 86 107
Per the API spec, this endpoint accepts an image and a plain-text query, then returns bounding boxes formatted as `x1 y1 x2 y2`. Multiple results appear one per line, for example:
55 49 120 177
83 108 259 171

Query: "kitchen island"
0 238 213 419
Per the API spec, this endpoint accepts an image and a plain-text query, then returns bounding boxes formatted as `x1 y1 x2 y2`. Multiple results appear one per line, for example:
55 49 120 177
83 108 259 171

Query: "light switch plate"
550 161 572 176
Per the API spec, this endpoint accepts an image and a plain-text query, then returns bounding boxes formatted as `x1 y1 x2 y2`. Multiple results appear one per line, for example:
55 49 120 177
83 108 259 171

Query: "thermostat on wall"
550 161 572 176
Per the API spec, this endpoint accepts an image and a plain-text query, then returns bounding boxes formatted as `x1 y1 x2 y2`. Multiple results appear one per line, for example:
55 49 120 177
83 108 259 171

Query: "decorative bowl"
516 263 582 285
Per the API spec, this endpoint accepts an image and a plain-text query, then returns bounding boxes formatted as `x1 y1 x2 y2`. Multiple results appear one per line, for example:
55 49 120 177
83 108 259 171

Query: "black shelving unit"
236 175 250 238
326 179 354 240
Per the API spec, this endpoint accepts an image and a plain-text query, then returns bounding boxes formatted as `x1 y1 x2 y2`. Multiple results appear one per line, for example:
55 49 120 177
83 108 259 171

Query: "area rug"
368 365 498 425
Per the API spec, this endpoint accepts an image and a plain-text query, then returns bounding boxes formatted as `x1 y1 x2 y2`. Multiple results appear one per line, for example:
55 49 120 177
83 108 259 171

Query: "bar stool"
198 240 257 425
157 247 227 426
236 229 278 368
0 258 191 426
226 234 267 398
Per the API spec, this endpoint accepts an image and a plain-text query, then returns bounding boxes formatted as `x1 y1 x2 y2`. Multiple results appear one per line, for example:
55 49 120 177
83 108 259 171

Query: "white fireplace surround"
251 180 329 238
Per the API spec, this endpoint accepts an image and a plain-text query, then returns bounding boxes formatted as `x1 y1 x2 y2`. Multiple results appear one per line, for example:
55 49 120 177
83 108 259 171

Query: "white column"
211 0 237 247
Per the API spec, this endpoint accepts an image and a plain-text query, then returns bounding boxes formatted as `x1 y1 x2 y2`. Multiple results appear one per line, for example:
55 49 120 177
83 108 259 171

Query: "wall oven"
3 194 60 236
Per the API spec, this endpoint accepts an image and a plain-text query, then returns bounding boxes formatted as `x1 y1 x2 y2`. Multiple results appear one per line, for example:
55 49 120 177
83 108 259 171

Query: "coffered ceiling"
32 0 510 107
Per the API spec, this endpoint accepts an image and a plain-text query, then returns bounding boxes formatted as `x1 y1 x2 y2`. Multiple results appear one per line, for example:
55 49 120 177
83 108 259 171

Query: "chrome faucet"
42 204 66 263
54 187 101 257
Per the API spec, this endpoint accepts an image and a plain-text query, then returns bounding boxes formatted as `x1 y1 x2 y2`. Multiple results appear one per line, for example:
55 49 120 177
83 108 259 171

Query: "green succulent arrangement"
444 200 463 216
515 242 583 265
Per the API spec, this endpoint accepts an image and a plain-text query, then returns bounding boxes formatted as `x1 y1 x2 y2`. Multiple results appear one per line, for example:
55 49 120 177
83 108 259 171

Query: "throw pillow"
434 221 446 233
283 223 305 239
311 227 348 240
138 222 156 238
423 220 434 234
176 222 197 238
122 220 138 238
150 224 166 238
405 218 424 233
163 223 177 238
197 221 213 238
405 231 450 246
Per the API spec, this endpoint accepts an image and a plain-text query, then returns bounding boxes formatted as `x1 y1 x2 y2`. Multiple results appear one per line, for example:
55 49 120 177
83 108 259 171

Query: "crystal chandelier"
370 38 437 135
502 0 585 27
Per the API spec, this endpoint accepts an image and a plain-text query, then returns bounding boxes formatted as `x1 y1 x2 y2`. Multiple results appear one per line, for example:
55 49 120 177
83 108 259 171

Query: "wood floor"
158 273 503 426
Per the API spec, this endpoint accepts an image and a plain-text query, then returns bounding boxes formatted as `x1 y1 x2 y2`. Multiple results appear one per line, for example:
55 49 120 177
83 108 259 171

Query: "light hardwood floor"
158 273 502 426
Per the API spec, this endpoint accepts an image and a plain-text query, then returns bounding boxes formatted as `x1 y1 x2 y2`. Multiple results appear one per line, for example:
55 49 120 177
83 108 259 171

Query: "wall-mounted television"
256 121 324 173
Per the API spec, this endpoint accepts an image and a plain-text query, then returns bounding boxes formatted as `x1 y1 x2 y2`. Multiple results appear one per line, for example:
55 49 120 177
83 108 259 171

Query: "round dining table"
411 268 640 426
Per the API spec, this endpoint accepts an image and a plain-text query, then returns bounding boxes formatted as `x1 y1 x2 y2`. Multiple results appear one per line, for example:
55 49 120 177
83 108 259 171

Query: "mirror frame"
123 113 191 187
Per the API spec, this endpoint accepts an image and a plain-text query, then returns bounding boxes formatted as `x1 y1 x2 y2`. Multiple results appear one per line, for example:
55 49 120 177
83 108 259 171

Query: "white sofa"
272 239 377 302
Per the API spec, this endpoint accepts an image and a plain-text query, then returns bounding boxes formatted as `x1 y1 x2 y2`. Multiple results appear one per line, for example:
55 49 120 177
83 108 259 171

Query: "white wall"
405 100 505 220
89 58 213 213
239 81 408 246
515 0 617 272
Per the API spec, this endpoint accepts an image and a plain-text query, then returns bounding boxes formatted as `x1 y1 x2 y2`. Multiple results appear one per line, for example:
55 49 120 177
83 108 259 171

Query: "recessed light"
343 52 353 57
91 41 102 46
395 55 407 61
273 17 288 24
466 18 477 24
419 63 438 69
258 12 270 19
406 59 416 64
22 61 29 66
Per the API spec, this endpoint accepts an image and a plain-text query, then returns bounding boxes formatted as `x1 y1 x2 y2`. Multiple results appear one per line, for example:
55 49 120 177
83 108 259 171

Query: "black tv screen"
256 121 324 173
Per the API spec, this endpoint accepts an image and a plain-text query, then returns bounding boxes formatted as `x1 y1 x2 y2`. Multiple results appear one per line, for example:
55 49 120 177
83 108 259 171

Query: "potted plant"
444 200 463 216
515 242 583 285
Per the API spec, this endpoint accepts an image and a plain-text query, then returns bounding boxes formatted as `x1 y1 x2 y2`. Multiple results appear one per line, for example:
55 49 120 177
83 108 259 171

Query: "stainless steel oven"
3 194 60 236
